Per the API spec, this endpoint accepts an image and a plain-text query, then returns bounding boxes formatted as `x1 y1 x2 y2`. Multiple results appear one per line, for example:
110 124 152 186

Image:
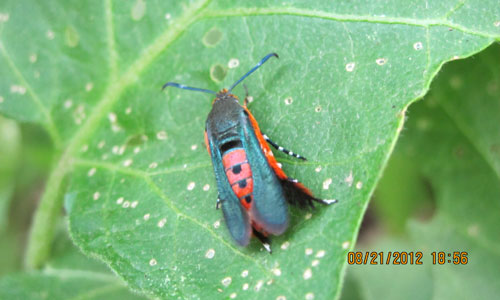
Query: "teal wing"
240 112 289 235
208 133 252 246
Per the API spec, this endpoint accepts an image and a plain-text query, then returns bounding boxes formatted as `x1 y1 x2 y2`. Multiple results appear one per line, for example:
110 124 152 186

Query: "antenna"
228 53 279 92
162 82 217 95
162 53 279 95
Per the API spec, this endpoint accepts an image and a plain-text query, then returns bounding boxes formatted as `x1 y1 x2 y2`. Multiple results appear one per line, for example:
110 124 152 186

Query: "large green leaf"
0 0 499 298
345 44 500 299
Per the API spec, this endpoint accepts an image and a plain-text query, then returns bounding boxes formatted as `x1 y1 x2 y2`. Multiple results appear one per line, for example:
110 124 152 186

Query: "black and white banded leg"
286 177 338 206
216 197 221 210
262 133 307 161
252 228 272 253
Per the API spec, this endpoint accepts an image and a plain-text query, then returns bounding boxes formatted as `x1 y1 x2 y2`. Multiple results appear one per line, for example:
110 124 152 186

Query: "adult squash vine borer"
163 53 337 252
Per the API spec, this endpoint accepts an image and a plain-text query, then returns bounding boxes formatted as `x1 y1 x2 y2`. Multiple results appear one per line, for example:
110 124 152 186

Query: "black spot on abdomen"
232 165 242 174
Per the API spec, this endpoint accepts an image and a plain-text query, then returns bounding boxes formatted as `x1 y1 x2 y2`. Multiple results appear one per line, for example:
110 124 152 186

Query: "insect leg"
216 197 221 210
286 177 338 206
252 228 272 253
261 133 307 160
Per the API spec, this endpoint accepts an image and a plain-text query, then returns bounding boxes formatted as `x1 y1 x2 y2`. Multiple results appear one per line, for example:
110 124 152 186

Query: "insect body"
163 53 337 252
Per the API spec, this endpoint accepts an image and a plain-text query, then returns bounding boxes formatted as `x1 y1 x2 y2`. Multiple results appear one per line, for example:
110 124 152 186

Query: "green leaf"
0 225 146 300
345 44 500 299
0 0 499 298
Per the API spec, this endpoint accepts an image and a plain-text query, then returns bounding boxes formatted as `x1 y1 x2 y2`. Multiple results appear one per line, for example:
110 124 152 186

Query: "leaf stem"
24 154 70 269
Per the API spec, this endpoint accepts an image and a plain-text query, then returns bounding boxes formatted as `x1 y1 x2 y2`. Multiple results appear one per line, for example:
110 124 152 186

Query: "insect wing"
207 131 252 246
240 112 289 235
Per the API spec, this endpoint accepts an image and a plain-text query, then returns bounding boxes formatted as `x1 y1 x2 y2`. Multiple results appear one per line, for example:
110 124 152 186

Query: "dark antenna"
229 53 279 92
162 82 217 95
162 53 279 95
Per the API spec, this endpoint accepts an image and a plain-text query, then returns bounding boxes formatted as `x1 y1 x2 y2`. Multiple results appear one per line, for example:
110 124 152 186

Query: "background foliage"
0 1 499 299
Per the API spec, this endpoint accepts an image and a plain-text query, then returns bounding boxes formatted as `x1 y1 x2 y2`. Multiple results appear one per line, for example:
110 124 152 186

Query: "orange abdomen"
222 149 253 210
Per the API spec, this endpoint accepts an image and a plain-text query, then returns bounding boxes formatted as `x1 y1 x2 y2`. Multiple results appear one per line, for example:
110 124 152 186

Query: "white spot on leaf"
254 280 264 291
149 258 157 266
10 85 26 94
93 192 100 200
342 241 350 249
376 58 387 65
157 131 167 140
187 182 195 190
316 250 326 258
322 178 332 190
203 184 210 191
46 30 55 40
29 54 37 63
305 248 313 255
315 166 322 173
157 218 167 228
116 197 124 204
85 82 93 92
241 270 249 277
213 220 220 228
108 112 117 123
149 162 158 169
305 292 315 300
221 277 232 287
303 268 312 280
413 42 423 51
356 181 363 189
311 260 319 267
284 97 293 105
205 248 215 259
131 201 138 208
345 62 355 72
64 99 73 109
143 213 150 220
281 241 290 250
228 58 240 68
345 171 353 187
87 168 96 177
123 159 133 167
242 283 249 290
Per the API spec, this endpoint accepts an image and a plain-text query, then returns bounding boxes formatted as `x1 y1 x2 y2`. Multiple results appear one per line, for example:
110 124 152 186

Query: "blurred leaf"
0 223 146 300
0 116 20 230
0 0 499 298
372 151 434 233
346 44 500 299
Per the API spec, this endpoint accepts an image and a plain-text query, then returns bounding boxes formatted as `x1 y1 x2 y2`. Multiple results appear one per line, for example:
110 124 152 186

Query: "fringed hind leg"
280 177 337 209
